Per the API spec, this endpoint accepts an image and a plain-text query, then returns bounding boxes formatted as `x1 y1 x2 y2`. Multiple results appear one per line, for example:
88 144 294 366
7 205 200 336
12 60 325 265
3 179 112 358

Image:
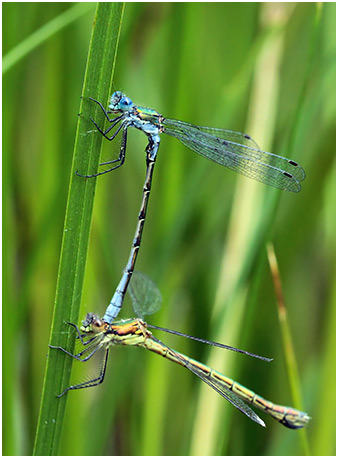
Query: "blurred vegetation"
3 2 335 456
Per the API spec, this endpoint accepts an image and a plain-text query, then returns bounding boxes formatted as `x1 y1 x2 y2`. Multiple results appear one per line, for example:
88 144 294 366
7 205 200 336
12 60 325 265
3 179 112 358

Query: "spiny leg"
89 97 116 122
78 127 128 178
56 349 109 397
49 340 102 362
60 321 98 347
89 114 124 141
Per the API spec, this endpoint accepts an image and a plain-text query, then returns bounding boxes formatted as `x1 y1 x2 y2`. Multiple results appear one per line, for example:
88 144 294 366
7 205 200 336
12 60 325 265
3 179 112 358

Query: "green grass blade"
189 16 285 454
2 3 95 74
267 243 311 454
33 3 125 455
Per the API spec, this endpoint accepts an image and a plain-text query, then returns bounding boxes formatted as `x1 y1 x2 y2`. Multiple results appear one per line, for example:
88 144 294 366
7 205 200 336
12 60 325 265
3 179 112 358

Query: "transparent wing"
128 271 163 319
183 353 265 426
162 118 305 192
151 335 265 427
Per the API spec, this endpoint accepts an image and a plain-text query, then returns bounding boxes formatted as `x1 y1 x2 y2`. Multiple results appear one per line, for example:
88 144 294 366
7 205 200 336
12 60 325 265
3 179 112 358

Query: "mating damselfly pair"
51 273 310 429
53 93 309 428
79 92 306 324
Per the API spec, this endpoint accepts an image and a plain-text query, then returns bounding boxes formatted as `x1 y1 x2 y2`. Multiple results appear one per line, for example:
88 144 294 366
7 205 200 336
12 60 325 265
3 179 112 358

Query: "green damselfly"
51 274 309 429
51 314 309 429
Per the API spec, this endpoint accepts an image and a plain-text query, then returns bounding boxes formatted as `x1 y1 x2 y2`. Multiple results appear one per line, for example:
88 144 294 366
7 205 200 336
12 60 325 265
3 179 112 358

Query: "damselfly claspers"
51 313 310 429
80 92 306 322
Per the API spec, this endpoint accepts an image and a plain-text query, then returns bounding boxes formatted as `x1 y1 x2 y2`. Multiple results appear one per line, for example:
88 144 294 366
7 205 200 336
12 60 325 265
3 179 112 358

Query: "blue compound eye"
120 97 133 109
120 96 133 108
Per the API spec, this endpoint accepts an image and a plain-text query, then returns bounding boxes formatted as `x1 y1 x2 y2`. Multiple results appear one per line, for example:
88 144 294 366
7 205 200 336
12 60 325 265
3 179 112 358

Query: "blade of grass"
267 243 311 455
189 7 288 453
3 3 95 74
33 3 125 455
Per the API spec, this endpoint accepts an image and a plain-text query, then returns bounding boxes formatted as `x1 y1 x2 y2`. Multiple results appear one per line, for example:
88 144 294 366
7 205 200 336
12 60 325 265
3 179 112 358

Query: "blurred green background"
3 2 335 456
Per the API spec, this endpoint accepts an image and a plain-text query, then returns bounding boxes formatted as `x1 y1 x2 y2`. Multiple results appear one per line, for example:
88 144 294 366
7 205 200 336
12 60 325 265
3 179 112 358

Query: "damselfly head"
109 91 134 113
80 312 106 334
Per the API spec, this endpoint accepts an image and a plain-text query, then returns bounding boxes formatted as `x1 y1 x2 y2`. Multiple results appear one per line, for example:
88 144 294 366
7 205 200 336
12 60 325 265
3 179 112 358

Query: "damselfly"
51 314 309 429
51 274 310 429
80 92 306 323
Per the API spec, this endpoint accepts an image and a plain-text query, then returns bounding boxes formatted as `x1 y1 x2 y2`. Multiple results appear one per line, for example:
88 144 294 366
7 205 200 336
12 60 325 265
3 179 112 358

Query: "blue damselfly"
80 92 306 322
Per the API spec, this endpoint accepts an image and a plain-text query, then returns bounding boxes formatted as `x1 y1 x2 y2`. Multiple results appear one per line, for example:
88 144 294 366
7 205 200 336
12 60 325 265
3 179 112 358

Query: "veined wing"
185 356 266 426
162 118 305 192
128 271 163 319
189 126 305 183
150 335 265 427
150 333 310 429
